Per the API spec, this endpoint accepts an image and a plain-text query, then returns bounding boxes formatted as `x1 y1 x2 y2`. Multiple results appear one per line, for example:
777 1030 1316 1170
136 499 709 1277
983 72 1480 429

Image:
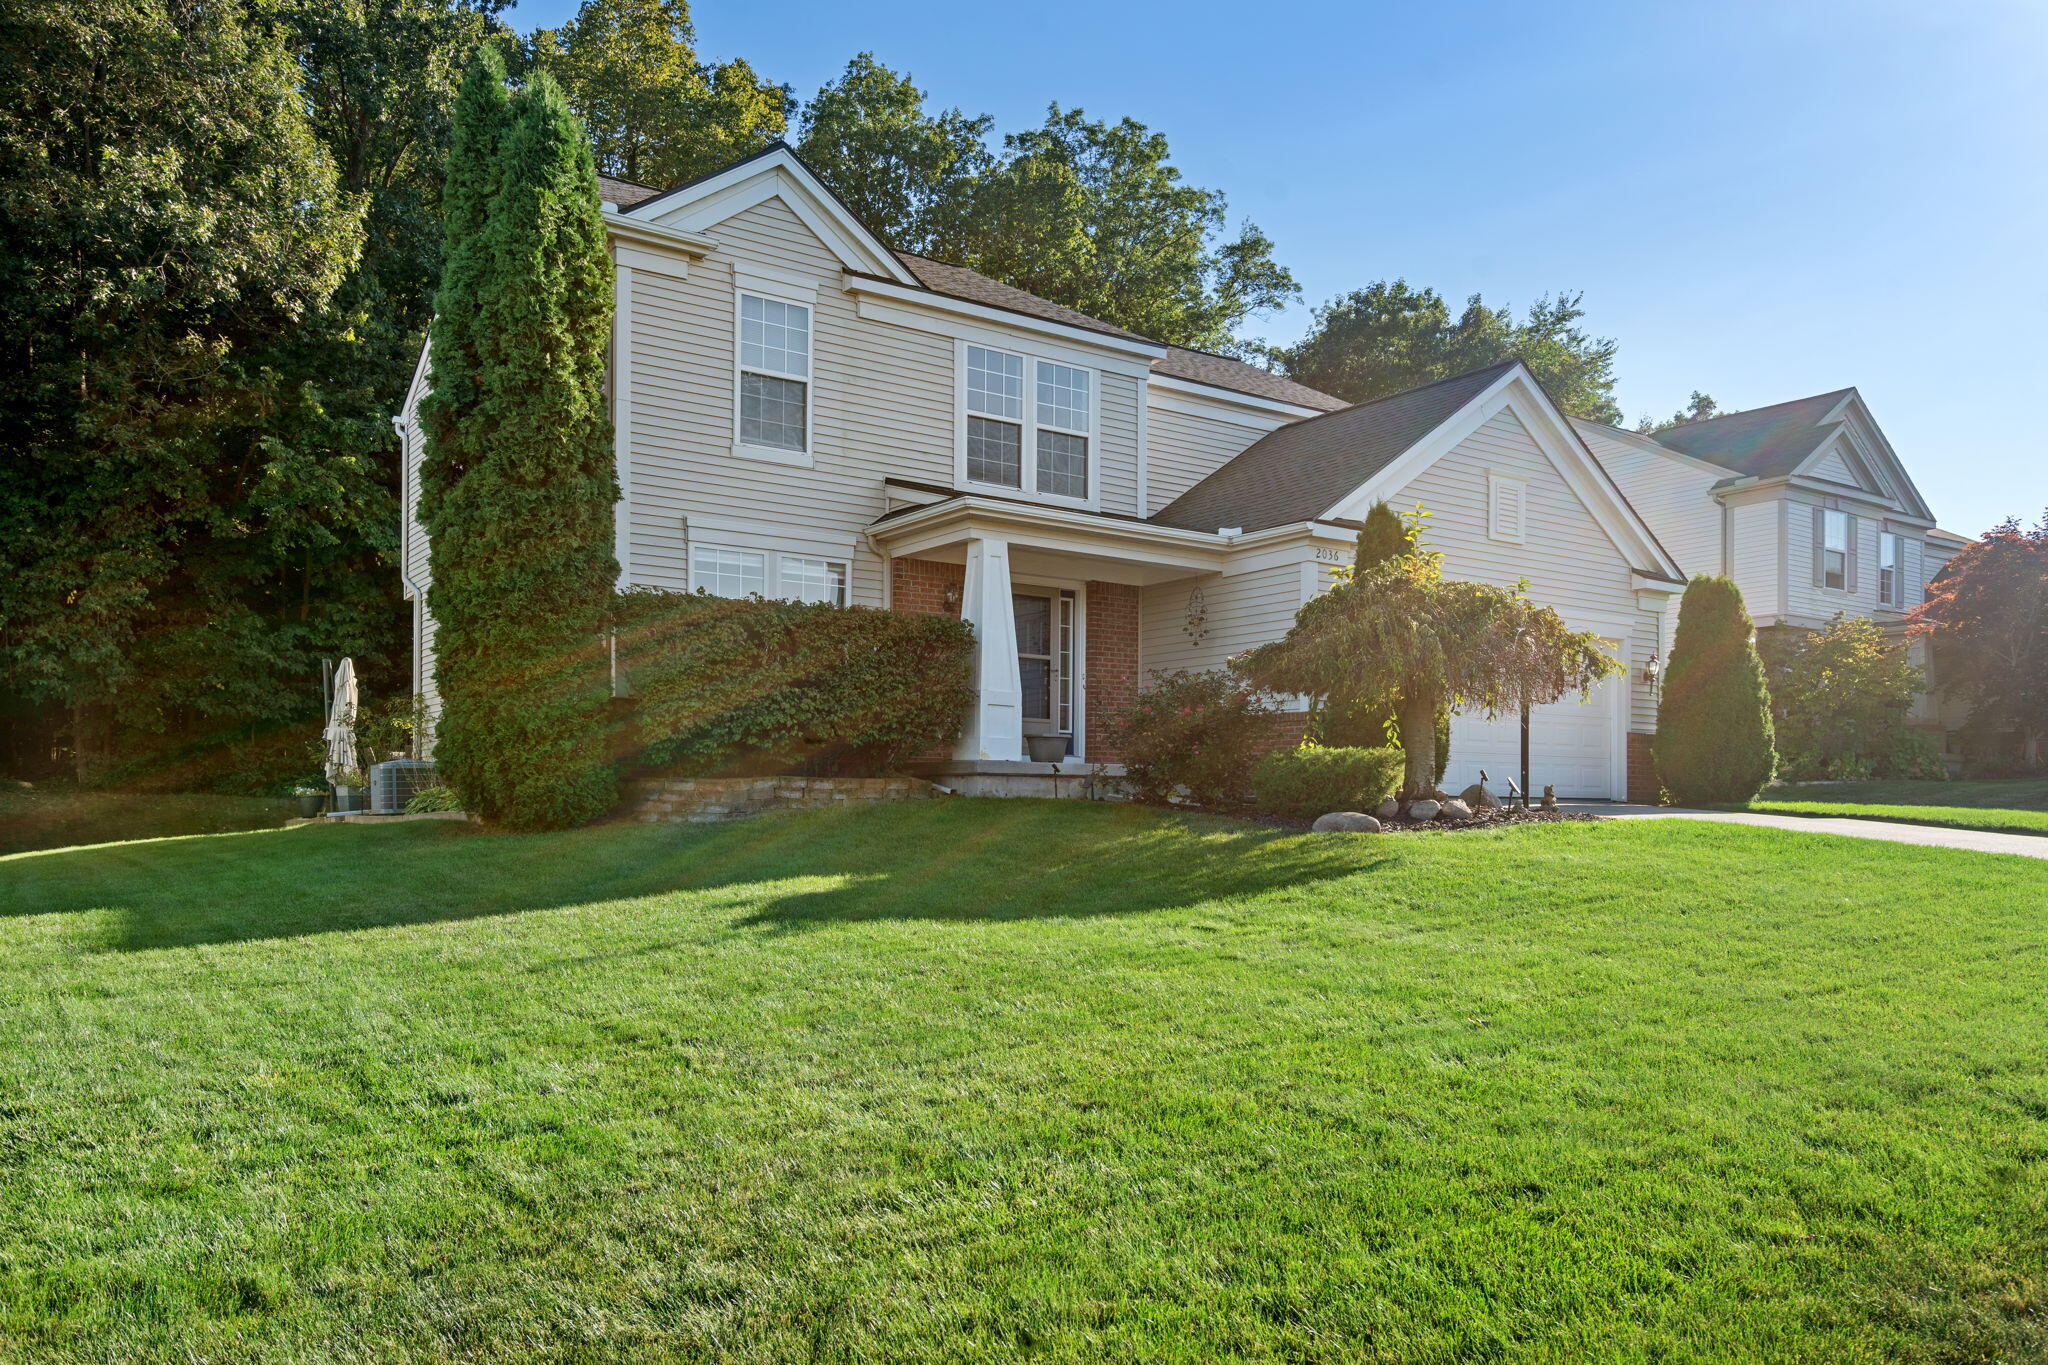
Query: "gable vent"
1489 475 1527 544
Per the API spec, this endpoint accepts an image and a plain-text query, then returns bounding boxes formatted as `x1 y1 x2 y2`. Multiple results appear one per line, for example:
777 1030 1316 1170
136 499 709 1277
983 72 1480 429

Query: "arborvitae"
1317 502 1450 787
1654 576 1776 804
428 68 619 829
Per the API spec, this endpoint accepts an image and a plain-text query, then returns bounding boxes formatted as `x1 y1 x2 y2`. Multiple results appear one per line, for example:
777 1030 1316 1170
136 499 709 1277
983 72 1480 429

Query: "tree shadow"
0 800 1380 952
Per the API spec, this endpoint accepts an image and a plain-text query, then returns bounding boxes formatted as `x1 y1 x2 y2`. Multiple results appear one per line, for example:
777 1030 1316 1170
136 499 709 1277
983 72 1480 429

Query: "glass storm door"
1012 590 1076 743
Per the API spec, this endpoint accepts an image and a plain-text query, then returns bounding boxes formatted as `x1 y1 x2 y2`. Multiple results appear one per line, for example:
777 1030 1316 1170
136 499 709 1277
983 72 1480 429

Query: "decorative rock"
1406 799 1441 821
1375 798 1402 821
1311 811 1383 833
1459 781 1500 809
1438 798 1473 821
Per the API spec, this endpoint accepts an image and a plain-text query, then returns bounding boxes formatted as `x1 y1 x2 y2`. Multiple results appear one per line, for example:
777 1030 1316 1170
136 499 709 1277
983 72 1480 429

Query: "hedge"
1253 744 1404 819
612 589 975 775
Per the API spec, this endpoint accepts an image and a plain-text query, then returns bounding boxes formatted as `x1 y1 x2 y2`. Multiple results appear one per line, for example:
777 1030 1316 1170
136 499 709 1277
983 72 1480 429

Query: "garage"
1442 658 1622 800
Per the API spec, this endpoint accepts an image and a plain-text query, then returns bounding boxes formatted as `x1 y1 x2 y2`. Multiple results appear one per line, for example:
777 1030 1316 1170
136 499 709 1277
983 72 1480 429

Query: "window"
1822 509 1849 590
690 545 766 599
779 555 848 607
961 344 1093 503
737 293 809 453
1880 533 1904 607
1489 475 1526 543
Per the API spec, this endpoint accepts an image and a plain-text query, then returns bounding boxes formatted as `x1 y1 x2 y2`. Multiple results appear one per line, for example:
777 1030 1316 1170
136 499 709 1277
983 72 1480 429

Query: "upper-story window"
1880 532 1905 607
737 292 810 455
961 343 1093 505
1822 509 1850 591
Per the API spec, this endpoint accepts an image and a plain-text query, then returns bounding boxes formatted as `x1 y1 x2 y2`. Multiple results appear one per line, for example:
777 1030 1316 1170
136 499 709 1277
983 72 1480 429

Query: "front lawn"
0 783 296 855
2 801 2046 1362
1741 778 2048 836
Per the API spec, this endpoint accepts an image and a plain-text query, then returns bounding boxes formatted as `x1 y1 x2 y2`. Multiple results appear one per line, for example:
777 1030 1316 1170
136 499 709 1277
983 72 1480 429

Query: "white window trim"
1879 531 1906 608
732 277 817 468
1821 508 1851 593
687 538 850 607
953 339 1100 511
1487 473 1527 544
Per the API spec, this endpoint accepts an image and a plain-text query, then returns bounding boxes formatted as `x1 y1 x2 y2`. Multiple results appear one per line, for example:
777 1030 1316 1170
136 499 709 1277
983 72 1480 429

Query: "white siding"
1578 422 1723 640
1728 499 1782 622
1138 561 1306 689
1782 495 1899 624
1808 445 1858 486
1144 397 1294 517
396 376 441 748
1392 408 1663 732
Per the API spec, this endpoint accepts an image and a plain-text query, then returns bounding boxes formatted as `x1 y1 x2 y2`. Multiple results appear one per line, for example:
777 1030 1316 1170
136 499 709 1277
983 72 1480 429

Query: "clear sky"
506 0 2046 537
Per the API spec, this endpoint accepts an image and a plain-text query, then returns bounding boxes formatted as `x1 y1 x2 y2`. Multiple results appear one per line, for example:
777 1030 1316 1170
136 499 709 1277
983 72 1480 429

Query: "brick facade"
890 556 964 618
1082 581 1139 763
1627 731 1660 804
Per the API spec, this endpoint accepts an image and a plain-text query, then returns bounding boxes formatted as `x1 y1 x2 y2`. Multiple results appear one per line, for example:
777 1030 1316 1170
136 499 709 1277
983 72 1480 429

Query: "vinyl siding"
396 376 441 750
1808 446 1858 485
1728 500 1782 621
1392 408 1663 732
1577 423 1723 639
1144 399 1294 517
1138 561 1306 696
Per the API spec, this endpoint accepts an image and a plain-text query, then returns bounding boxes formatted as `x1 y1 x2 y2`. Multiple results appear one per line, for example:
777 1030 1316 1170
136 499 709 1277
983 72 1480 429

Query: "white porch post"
955 535 1025 761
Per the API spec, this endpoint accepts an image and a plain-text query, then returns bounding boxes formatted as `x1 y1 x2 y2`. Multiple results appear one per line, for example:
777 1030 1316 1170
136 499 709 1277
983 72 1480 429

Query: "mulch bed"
1145 800 1606 835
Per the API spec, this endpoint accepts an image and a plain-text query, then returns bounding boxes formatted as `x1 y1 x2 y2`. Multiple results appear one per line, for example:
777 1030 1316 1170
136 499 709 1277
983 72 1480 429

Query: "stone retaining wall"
625 776 935 823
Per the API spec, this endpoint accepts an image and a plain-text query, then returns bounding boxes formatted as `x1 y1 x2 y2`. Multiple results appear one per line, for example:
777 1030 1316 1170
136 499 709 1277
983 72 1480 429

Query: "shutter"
1811 505 1825 588
1845 515 1859 593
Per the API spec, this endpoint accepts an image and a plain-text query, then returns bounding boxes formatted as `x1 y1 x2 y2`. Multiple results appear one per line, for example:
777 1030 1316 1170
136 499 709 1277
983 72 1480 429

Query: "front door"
1012 589 1076 751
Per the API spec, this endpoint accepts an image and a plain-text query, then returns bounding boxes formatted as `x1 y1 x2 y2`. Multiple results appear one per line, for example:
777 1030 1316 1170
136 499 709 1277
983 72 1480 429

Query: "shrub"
1115 669 1273 807
1253 743 1403 818
612 589 975 775
1313 695 1450 788
404 785 463 814
1768 615 1929 780
1654 576 1775 804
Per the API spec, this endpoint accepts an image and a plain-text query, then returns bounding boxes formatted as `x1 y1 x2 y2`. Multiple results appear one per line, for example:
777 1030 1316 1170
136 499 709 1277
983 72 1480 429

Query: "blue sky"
507 0 2046 537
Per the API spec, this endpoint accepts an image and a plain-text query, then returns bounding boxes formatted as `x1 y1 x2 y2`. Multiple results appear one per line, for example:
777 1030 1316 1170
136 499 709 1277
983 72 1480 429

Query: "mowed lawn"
2 803 2047 1363
1742 778 2048 837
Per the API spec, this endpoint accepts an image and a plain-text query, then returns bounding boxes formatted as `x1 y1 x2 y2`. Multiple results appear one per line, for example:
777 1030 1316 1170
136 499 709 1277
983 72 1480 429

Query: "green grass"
0 783 296 855
1740 778 2048 837
2 801 2047 1363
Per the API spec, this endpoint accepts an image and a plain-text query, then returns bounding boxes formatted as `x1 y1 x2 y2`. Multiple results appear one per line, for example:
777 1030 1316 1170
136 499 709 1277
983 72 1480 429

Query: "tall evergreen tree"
1654 576 1776 803
426 67 618 829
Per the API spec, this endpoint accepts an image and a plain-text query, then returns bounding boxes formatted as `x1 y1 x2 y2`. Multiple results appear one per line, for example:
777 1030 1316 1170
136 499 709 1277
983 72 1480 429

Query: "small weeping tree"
1240 545 1622 803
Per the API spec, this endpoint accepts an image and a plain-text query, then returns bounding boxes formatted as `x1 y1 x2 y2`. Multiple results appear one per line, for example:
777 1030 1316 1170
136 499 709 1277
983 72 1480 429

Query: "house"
393 143 1952 802
1573 399 1969 747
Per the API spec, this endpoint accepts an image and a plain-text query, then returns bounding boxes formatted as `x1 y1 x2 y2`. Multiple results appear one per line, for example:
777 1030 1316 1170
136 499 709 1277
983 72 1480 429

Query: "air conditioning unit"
369 759 437 815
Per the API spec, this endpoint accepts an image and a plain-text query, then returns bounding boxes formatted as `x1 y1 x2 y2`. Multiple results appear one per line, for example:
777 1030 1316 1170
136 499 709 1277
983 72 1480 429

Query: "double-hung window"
962 344 1093 504
737 292 810 456
689 543 847 607
1822 509 1850 591
1879 533 1904 607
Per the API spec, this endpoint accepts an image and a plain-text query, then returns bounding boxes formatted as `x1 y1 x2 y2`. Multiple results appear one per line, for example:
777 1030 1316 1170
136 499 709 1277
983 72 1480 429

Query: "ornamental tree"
1911 514 2048 771
1241 547 1620 801
422 66 619 829
1770 614 1927 779
1653 576 1775 803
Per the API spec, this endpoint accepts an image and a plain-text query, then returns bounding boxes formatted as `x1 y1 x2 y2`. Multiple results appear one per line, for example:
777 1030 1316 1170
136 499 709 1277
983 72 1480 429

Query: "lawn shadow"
0 800 1378 951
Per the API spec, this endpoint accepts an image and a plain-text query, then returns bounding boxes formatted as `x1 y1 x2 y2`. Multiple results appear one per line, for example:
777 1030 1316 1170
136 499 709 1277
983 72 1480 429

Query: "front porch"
870 486 1227 772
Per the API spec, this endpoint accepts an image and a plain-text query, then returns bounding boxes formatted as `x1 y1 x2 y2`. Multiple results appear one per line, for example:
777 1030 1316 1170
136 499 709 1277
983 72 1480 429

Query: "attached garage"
1442 656 1624 800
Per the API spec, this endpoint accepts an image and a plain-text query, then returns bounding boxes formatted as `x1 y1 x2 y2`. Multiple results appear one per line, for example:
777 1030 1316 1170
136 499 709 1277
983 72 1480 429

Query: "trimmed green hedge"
613 590 975 775
1253 744 1404 819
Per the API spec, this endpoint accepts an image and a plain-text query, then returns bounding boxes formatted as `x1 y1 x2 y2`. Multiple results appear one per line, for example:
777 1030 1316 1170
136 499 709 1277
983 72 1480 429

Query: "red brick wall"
1251 710 1311 758
891 556 963 617
1083 581 1139 762
1627 731 1660 804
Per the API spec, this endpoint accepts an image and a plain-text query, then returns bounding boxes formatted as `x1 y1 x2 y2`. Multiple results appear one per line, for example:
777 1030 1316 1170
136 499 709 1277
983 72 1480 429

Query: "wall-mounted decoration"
1183 588 1209 646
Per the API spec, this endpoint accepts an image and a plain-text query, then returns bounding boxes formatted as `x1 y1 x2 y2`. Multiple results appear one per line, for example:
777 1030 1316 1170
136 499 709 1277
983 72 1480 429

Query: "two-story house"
395 143 1954 802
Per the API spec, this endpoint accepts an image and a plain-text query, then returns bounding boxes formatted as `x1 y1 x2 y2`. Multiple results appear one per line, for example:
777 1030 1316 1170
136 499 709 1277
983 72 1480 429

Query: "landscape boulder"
1375 798 1401 821
1406 798 1441 821
1311 811 1382 833
1438 798 1473 821
1459 781 1500 809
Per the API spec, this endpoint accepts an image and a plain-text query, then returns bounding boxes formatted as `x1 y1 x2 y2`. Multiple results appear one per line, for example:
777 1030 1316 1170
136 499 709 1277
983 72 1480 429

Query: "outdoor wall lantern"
942 584 961 613
1643 651 1663 687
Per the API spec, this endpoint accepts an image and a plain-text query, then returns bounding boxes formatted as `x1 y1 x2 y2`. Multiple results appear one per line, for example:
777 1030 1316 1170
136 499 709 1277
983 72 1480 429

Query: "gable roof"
1649 389 1855 478
1150 362 1520 532
600 144 1345 414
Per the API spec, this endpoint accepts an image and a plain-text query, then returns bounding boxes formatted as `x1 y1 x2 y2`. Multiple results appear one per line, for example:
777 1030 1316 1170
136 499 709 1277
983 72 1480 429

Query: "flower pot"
297 793 325 819
1025 734 1070 764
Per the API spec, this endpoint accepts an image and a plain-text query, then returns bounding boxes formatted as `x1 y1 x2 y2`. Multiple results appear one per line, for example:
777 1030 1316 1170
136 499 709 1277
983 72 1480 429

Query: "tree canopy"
1277 280 1622 423
1912 514 2048 769
1637 391 1731 433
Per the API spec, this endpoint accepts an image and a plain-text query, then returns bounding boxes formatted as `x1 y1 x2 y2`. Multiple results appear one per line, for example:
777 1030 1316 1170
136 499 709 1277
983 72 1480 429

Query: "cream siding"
1727 500 1782 621
1577 422 1724 639
1138 561 1305 691
1143 398 1293 517
1808 445 1859 486
1391 408 1662 731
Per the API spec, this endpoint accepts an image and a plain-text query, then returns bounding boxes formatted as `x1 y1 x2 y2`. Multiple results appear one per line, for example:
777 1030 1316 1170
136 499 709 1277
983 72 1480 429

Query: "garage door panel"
1443 667 1618 799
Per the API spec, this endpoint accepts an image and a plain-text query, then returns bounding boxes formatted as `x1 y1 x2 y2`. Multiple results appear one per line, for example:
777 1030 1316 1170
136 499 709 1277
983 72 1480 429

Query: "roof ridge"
1658 386 1856 434
1251 358 1522 436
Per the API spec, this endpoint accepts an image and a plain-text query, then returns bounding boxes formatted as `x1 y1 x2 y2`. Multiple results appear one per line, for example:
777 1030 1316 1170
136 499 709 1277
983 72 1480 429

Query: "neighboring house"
1573 398 1971 746
395 143 1948 801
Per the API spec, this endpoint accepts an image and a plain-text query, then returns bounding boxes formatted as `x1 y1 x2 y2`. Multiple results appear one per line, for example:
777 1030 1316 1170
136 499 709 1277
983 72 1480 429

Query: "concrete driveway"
1568 803 2048 861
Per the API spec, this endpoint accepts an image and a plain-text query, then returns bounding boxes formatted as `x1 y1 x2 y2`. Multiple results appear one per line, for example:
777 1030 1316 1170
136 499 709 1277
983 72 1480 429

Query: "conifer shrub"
1654 576 1776 803
612 590 974 775
1252 744 1404 819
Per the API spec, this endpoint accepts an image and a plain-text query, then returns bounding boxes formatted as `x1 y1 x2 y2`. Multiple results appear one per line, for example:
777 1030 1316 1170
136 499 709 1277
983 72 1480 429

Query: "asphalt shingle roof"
1650 389 1854 479
598 175 662 208
1150 361 1520 533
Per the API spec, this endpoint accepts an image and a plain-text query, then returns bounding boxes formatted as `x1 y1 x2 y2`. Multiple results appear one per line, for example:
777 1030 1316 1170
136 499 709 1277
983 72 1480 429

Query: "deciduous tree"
1912 514 2048 770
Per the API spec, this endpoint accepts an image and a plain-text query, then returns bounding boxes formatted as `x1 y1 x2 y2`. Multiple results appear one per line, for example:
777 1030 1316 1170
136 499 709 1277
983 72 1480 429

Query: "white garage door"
1443 663 1620 800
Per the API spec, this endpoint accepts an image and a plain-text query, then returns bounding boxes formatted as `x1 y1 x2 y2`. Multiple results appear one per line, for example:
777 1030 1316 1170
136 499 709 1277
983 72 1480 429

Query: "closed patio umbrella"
324 657 360 786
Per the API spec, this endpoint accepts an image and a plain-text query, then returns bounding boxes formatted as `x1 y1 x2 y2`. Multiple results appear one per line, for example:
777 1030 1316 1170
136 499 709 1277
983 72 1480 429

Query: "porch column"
955 535 1025 761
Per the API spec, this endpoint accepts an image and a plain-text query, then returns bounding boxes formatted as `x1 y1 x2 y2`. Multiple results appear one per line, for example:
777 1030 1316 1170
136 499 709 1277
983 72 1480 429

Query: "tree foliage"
1912 514 2048 769
1242 542 1620 800
1766 615 1934 780
1637 391 1730 434
1278 280 1621 423
1115 670 1275 808
1654 577 1776 803
422 67 618 829
1252 744 1404 819
794 53 992 256
531 0 786 187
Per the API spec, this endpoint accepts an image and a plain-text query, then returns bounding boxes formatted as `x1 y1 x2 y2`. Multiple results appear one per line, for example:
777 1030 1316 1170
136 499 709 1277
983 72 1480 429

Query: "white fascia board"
869 495 1225 568
846 278 1166 368
398 335 432 422
637 152 917 285
1782 474 1929 522
605 215 717 257
1571 417 1733 478
1145 373 1326 421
